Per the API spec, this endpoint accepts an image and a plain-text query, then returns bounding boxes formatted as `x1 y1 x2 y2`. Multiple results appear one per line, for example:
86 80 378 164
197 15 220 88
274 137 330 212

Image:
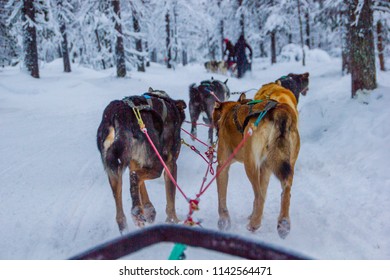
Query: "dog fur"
97 88 186 233
189 78 230 144
212 73 309 238
204 60 229 75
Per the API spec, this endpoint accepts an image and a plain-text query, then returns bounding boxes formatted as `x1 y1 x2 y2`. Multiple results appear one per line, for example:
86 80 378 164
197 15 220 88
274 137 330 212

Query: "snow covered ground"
1 53 389 260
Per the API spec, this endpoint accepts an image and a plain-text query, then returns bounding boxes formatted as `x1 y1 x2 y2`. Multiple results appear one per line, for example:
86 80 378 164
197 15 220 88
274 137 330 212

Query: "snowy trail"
0 57 389 260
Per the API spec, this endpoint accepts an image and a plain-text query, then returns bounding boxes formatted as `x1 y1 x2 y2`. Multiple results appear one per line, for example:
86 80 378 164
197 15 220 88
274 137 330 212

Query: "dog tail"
97 102 128 175
189 83 198 100
268 104 298 181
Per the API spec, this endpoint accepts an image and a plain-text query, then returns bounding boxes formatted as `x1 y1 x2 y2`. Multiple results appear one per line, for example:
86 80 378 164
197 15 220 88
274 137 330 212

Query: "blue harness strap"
253 99 278 127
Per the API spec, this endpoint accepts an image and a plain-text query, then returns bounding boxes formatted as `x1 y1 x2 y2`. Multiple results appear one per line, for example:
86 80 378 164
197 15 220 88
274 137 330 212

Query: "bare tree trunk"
341 13 351 75
218 0 224 60
182 49 187 66
57 0 71 72
348 0 376 98
151 48 157 63
22 0 39 78
173 3 179 64
238 0 244 35
305 10 311 48
145 41 150 67
59 22 71 72
95 30 106 69
220 20 224 60
112 0 126 77
206 30 210 59
132 8 145 72
377 20 385 71
297 0 306 66
260 41 266 58
270 31 276 64
288 33 292 43
165 11 171 69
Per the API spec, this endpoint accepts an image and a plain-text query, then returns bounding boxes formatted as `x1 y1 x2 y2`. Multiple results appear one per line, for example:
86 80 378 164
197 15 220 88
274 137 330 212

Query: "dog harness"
233 99 278 134
122 93 168 122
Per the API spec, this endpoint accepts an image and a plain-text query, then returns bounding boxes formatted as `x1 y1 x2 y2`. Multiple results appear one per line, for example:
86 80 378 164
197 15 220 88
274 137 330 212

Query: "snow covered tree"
0 0 18 66
22 0 40 78
263 0 287 64
132 11 145 72
112 0 126 77
374 0 389 71
165 10 171 68
348 0 377 98
305 1 311 48
53 0 72 72
297 0 306 66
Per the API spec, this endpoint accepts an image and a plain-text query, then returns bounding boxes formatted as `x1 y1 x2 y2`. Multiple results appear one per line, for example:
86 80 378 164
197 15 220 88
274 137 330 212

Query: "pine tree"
130 1 145 72
22 0 39 78
112 0 126 77
0 0 17 66
165 10 171 68
54 0 71 72
298 0 306 66
348 0 377 98
374 0 389 71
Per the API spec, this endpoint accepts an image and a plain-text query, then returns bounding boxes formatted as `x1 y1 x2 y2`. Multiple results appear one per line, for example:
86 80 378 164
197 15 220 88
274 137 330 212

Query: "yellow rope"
132 107 145 129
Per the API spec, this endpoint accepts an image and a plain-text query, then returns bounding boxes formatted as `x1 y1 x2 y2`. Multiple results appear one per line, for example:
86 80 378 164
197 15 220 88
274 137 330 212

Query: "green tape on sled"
168 243 187 260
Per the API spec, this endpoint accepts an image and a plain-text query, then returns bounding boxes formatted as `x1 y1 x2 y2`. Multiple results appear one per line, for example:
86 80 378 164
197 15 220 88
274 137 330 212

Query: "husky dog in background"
189 78 230 144
204 60 229 75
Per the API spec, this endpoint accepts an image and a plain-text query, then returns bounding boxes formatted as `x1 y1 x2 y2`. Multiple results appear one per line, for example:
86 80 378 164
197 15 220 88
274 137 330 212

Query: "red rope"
181 127 210 148
209 91 222 102
141 128 188 201
141 122 253 227
197 128 253 197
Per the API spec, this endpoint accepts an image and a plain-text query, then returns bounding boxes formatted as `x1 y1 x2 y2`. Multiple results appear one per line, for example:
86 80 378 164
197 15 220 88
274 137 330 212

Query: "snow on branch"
351 0 365 26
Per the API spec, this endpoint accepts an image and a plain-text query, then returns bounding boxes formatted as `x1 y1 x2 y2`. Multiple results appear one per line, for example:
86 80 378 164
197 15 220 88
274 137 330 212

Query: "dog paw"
131 207 146 228
190 128 197 140
118 222 128 235
143 203 156 224
246 223 260 232
218 217 231 231
277 218 290 239
165 216 180 224
116 215 128 234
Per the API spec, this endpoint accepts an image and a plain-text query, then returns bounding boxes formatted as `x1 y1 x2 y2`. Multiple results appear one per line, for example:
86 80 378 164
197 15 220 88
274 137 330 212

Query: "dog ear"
175 100 187 111
276 80 282 86
303 72 309 78
214 101 222 109
224 79 229 84
148 87 153 93
238 92 247 102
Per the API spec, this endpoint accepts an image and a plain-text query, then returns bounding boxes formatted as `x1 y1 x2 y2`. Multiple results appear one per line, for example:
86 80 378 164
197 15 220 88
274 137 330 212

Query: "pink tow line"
141 127 188 201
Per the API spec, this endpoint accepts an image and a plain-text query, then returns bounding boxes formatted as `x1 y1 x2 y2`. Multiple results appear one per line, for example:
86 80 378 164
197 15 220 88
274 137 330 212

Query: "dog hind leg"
216 152 232 230
164 160 179 223
140 182 156 224
189 102 201 140
245 162 272 232
130 171 146 227
108 172 128 234
205 104 214 144
277 169 294 239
